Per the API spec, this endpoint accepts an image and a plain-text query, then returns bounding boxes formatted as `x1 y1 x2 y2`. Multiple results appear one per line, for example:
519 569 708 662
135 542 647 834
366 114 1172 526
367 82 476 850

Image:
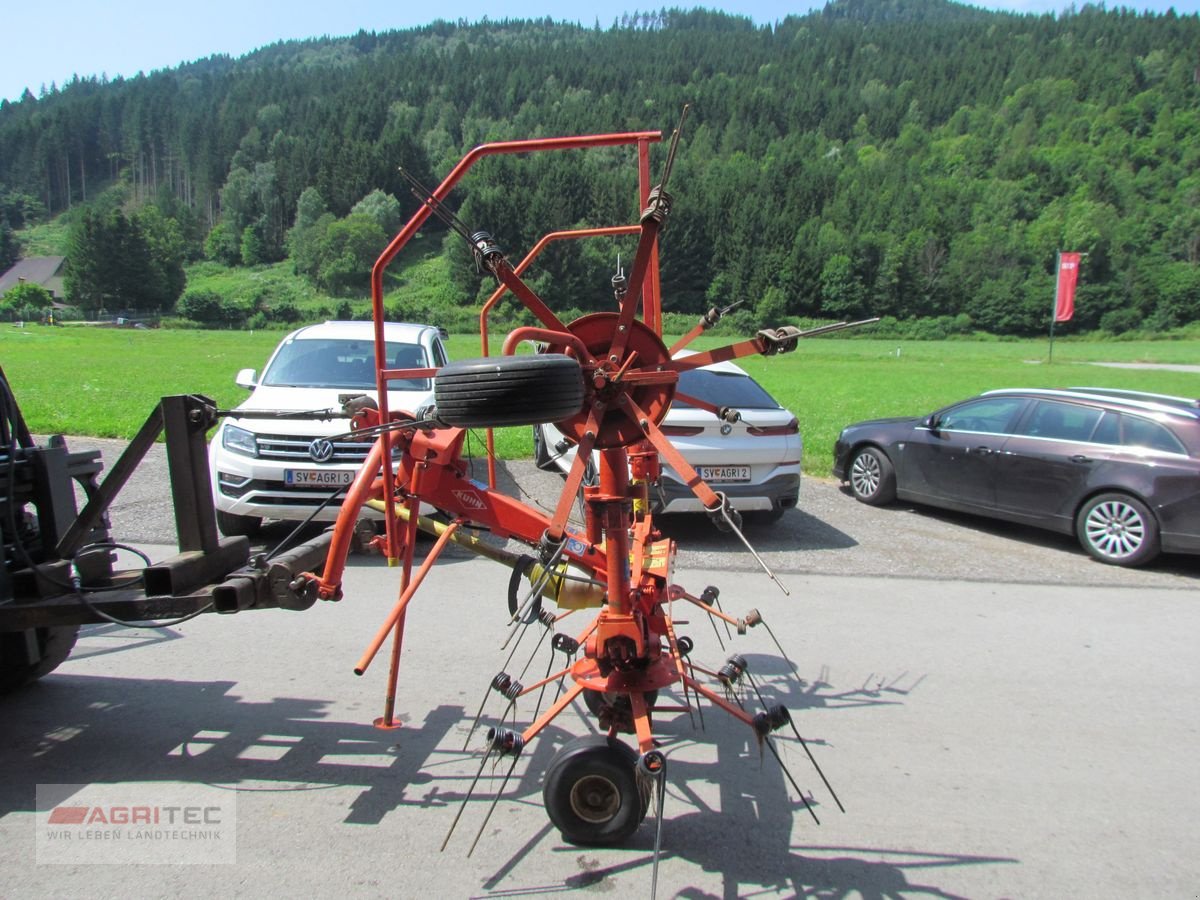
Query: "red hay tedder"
302 119 854 859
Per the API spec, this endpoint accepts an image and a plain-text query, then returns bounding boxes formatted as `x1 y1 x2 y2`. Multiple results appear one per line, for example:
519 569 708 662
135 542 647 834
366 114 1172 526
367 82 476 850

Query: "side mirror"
235 368 258 390
924 413 941 431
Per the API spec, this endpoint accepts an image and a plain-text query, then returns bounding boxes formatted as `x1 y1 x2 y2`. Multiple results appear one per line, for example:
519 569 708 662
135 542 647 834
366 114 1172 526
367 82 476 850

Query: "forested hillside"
1 0 1197 334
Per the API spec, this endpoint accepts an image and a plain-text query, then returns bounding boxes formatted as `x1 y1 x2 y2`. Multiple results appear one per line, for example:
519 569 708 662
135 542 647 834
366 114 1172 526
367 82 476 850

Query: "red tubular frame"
307 127 818 779
367 132 661 560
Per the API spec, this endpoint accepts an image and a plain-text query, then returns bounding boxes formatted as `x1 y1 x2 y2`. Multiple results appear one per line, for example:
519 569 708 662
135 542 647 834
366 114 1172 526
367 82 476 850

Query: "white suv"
208 320 448 536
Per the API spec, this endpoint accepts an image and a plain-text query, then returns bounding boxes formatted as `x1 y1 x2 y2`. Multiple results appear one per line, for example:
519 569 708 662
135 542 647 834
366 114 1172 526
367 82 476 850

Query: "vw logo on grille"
308 438 336 463
720 423 733 436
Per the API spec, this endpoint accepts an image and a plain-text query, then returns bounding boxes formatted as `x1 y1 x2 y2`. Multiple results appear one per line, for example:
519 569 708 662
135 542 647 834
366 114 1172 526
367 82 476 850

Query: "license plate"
285 469 356 486
697 465 751 483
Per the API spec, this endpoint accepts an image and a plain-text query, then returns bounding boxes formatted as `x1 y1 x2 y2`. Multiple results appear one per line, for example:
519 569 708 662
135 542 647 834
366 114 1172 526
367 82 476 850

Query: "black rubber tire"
543 734 648 846
848 446 896 506
0 625 80 693
1075 492 1161 567
532 424 558 471
434 355 584 428
217 509 262 537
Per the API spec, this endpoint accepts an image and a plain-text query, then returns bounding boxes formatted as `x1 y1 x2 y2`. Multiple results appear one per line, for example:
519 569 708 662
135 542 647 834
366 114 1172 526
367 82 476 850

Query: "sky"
2 0 1196 104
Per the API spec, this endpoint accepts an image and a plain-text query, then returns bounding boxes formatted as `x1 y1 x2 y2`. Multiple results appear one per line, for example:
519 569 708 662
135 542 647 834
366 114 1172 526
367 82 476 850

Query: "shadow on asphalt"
480 664 992 899
0 645 994 897
0 672 484 826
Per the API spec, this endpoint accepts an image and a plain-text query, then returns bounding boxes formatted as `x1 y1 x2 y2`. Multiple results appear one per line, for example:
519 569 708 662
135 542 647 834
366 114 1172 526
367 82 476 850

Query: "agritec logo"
36 783 236 865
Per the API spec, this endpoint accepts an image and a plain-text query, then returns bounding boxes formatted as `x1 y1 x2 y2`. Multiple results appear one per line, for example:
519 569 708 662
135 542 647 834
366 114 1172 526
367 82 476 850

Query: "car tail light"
660 425 704 436
747 417 799 436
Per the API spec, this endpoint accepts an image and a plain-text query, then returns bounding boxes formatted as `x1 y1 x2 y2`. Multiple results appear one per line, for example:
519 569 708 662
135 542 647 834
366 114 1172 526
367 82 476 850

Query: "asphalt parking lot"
2 437 1198 897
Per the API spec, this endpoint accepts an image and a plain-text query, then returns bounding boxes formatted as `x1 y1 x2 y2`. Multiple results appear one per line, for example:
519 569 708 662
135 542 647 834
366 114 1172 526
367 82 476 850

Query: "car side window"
1121 415 1186 454
1092 412 1121 445
1017 400 1102 442
432 339 448 368
938 398 1025 435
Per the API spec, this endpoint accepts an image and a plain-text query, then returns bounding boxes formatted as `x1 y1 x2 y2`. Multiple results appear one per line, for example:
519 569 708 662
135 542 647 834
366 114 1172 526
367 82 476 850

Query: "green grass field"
3 324 1197 476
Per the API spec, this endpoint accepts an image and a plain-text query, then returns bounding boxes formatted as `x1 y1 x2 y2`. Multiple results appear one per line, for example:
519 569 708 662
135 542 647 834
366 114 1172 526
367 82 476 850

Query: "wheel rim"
569 774 621 824
1084 499 1145 560
850 453 880 497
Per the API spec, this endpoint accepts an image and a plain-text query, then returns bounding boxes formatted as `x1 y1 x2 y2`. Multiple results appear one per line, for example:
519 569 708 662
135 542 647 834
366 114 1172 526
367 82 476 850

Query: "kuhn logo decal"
451 489 486 510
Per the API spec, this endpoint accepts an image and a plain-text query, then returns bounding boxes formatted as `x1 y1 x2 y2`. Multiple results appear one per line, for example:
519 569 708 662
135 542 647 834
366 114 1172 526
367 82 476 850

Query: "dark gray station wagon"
833 388 1200 567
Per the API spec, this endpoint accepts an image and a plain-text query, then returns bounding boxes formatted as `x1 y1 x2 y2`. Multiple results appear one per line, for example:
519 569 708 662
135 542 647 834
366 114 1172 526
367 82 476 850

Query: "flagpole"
1049 251 1060 364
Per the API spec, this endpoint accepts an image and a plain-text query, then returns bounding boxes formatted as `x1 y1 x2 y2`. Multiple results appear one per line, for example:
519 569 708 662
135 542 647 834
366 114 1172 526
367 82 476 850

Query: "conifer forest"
1 0 1197 335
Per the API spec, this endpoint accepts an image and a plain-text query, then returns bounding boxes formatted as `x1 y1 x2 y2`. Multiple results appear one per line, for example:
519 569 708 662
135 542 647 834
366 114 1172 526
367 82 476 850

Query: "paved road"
3 558 1198 897
1090 362 1200 374
2 436 1197 897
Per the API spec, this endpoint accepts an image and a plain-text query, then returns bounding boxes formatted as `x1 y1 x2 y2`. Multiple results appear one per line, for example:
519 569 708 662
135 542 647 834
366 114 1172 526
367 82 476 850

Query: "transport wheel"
848 446 896 506
0 625 80 693
217 509 262 537
543 734 648 845
434 355 584 428
1076 492 1160 567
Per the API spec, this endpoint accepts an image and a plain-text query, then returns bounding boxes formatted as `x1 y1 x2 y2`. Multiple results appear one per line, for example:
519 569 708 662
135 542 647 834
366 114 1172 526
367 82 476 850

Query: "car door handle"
971 446 993 455
1070 454 1092 463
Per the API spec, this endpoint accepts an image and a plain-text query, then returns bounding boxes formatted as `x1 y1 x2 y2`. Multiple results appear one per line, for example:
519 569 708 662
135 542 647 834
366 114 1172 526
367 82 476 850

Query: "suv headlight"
222 424 259 457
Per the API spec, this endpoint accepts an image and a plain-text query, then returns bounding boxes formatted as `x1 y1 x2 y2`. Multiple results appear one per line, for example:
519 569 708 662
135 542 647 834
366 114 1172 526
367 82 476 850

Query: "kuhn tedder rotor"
301 115 863 865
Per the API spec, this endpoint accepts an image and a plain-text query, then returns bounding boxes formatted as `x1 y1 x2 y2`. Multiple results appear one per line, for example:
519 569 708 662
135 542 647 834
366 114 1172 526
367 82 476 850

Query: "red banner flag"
1054 252 1081 322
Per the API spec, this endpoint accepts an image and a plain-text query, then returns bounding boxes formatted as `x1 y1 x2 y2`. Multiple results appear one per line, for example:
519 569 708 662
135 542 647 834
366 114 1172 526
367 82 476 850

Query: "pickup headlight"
222 424 259 457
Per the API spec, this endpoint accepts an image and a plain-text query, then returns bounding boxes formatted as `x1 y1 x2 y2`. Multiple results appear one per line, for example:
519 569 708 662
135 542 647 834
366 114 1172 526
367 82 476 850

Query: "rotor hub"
548 312 676 449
